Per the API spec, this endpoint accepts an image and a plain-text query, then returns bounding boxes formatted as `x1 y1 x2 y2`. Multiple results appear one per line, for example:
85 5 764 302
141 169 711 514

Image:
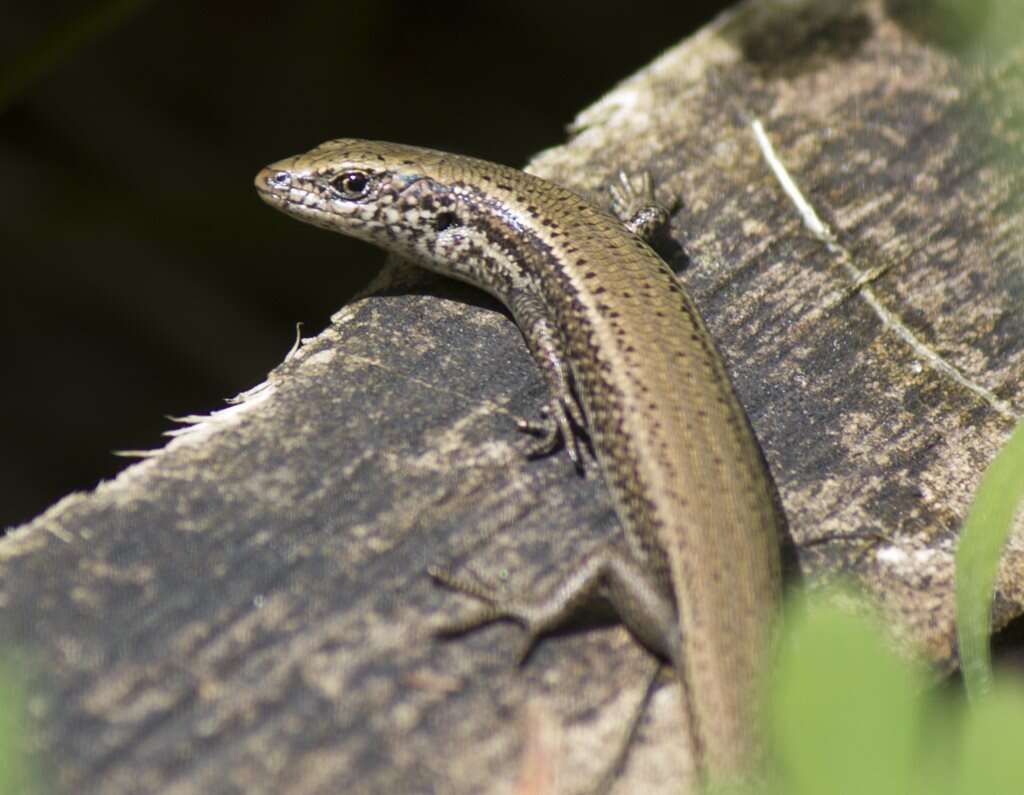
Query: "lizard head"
255 139 482 263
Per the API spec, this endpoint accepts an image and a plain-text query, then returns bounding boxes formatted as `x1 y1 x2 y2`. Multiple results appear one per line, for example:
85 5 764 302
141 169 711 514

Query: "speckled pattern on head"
257 140 783 786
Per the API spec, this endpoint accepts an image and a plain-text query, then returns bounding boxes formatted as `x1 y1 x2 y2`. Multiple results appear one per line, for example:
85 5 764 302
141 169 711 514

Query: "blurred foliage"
765 586 1024 795
0 0 154 113
892 0 1024 59
762 413 1024 794
0 660 36 794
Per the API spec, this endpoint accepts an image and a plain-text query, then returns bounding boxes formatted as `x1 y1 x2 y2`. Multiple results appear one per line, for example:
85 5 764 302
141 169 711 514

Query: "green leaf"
770 591 925 795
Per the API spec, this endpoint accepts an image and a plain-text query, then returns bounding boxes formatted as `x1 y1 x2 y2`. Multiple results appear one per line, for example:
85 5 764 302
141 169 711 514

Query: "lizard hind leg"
428 541 679 666
427 564 549 665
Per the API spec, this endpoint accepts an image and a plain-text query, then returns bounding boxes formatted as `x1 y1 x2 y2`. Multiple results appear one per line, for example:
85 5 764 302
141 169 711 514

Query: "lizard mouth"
254 165 341 234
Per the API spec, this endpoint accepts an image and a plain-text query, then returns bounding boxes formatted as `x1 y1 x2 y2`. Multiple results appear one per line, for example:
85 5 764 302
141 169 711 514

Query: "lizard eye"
330 171 372 199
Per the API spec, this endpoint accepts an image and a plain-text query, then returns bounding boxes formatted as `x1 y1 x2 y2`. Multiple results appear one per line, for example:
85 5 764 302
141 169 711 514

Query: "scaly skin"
256 140 783 786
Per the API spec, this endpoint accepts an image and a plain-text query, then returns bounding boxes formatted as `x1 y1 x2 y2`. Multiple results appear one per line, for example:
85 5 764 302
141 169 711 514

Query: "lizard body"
256 140 783 785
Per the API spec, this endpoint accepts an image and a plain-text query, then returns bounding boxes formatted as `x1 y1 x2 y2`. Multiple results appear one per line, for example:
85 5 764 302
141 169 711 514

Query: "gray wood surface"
3 1 1023 793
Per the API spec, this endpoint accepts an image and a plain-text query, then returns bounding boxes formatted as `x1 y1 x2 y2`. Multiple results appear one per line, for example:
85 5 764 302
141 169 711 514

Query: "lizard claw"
428 565 544 664
515 399 590 472
609 170 671 241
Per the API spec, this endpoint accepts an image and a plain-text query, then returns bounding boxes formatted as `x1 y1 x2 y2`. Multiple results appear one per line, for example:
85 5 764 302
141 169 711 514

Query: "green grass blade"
954 419 1024 699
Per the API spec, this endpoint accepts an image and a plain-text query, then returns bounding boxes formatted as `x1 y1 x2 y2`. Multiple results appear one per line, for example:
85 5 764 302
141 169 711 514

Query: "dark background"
1 0 731 531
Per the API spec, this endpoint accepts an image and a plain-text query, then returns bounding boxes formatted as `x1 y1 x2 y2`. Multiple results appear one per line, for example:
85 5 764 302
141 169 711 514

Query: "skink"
255 140 783 787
